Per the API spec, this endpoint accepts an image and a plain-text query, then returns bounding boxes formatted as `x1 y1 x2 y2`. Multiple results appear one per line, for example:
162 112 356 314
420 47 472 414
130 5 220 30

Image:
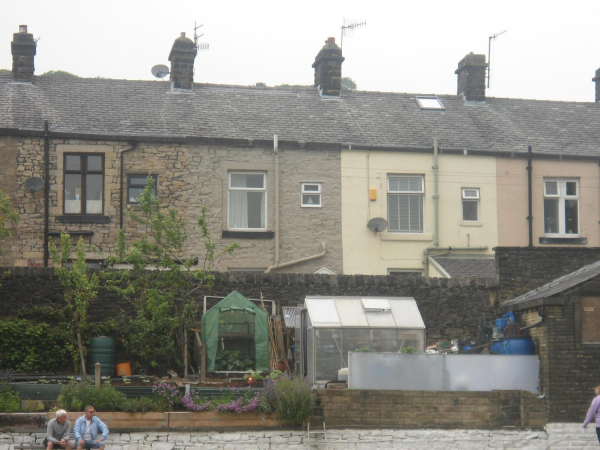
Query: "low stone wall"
3 425 598 449
318 389 546 429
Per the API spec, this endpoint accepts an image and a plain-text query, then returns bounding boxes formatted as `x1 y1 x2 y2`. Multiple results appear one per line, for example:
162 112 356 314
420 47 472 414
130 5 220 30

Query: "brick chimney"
592 69 600 102
11 25 37 83
455 53 488 102
312 37 345 97
168 32 197 91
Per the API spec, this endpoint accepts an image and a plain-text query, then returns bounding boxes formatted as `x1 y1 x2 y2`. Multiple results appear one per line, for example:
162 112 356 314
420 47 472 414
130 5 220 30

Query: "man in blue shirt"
73 405 108 450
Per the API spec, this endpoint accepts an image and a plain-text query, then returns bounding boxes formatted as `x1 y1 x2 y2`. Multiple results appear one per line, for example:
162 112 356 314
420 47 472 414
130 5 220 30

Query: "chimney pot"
11 25 36 83
312 37 345 97
455 53 488 102
592 69 600 102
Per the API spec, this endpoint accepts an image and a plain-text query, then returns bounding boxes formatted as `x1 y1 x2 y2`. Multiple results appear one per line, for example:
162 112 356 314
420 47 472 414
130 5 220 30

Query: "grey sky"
2 1 599 102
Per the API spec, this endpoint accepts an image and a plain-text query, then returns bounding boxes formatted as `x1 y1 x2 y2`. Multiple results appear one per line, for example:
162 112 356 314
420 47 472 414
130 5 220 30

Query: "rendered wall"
496 158 600 247
341 150 497 275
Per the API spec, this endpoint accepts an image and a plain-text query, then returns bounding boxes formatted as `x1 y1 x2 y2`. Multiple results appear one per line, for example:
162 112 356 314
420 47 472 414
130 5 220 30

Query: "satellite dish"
151 64 170 79
24 177 44 192
367 217 388 234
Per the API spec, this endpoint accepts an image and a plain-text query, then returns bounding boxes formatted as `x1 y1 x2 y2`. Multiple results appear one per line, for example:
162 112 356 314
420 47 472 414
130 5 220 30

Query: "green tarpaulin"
201 291 269 371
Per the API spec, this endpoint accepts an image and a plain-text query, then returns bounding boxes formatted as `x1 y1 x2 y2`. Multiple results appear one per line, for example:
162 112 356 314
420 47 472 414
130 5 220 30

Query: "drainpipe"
266 241 327 273
119 143 139 230
43 120 50 267
274 135 280 267
423 246 488 277
527 146 533 247
433 139 439 248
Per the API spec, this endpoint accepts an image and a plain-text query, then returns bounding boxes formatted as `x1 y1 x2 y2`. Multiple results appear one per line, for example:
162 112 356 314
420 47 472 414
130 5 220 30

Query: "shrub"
262 374 313 425
57 379 127 412
0 385 20 412
121 397 156 413
400 346 416 354
355 346 376 353
0 318 72 372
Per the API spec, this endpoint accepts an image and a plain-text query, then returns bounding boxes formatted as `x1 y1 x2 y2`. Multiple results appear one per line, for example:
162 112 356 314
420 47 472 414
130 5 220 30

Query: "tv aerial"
193 21 210 52
340 18 366 51
487 30 507 88
367 217 388 236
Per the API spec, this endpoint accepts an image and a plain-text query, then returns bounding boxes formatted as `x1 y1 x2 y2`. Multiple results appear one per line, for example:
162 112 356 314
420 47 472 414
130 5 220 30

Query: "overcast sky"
2 1 599 102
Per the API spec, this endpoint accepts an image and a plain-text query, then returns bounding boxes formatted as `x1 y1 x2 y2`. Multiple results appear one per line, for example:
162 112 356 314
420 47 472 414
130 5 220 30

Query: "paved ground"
2 423 599 449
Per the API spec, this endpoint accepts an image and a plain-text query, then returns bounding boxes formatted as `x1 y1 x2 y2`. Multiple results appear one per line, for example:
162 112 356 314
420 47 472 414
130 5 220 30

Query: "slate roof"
3 73 600 157
500 259 600 311
431 257 497 279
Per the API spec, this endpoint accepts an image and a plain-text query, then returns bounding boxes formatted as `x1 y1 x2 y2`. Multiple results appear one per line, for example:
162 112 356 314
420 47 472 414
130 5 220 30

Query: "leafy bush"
400 346 416 354
355 346 376 353
0 318 72 372
57 379 127 412
0 385 20 412
262 374 314 425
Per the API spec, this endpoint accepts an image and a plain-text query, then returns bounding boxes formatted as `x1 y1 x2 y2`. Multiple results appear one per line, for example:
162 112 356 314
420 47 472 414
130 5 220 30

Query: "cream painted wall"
497 158 600 247
342 151 498 275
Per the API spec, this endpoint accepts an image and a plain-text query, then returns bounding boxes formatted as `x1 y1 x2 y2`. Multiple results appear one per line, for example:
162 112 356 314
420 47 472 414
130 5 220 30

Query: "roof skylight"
416 96 445 110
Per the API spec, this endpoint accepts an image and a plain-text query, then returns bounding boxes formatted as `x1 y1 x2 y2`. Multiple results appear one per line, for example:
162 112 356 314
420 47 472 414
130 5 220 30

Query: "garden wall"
0 267 498 343
318 389 546 429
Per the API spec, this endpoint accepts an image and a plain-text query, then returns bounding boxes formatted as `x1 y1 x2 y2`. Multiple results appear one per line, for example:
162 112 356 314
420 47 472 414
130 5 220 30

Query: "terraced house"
2 26 600 277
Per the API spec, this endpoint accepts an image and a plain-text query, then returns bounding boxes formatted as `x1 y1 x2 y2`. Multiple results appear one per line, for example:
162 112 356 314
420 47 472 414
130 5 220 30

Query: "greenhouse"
296 296 426 384
201 291 269 372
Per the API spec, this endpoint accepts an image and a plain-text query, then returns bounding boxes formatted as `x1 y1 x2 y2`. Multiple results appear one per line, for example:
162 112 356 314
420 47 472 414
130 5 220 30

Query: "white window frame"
387 175 425 233
415 96 445 110
461 188 480 222
543 178 580 237
227 171 267 230
301 182 322 208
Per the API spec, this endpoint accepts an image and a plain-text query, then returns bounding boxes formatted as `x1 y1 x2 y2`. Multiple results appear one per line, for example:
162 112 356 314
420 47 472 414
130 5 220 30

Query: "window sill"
381 233 433 242
56 215 111 224
222 230 274 239
460 221 483 227
539 236 587 245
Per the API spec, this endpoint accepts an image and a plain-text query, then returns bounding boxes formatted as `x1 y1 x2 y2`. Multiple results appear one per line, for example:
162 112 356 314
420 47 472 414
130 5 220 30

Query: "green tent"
201 291 269 372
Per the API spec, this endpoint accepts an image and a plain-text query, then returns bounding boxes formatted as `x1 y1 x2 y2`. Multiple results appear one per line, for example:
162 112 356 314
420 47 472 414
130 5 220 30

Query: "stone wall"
0 267 498 344
4 136 343 274
318 389 546 429
496 246 600 300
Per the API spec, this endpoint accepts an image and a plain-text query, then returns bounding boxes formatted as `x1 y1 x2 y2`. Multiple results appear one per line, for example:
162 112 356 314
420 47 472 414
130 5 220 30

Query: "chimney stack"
11 25 37 83
168 32 197 91
312 37 345 97
455 53 488 102
592 69 600 102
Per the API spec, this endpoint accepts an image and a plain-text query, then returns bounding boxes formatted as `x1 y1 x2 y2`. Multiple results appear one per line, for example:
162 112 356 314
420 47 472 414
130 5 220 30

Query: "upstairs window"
543 179 579 236
127 175 158 204
228 172 266 229
416 96 445 110
462 188 480 222
388 175 424 233
64 153 104 215
301 183 322 207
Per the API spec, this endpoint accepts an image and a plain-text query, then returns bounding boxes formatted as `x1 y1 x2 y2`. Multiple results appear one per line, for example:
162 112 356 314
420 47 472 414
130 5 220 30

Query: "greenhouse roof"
304 296 425 329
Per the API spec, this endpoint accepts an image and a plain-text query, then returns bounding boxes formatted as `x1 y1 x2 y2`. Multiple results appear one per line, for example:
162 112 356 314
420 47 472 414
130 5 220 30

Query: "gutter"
273 135 280 268
433 139 439 248
265 241 327 274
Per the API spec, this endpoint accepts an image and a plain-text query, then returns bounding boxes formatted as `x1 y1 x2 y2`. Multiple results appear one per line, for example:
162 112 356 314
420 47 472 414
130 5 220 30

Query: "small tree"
49 234 100 374
105 176 238 370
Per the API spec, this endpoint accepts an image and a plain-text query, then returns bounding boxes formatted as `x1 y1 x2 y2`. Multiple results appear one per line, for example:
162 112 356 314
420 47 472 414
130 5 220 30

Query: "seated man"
44 409 72 450
73 405 108 450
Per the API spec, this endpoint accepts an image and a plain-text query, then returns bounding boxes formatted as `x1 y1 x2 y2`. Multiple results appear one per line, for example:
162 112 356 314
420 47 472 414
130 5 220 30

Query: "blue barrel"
495 318 508 329
88 336 115 376
491 336 534 355
463 345 475 353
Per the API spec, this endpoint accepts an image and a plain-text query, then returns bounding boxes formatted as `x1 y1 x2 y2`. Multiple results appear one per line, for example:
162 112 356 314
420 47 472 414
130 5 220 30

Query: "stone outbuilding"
500 259 600 422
